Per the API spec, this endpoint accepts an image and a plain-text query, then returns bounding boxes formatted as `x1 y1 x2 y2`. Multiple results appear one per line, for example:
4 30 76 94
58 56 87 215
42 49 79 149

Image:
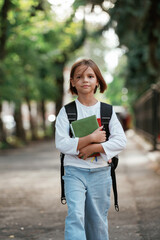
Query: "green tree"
0 0 55 142
73 0 160 102
108 0 160 98
0 0 12 142
0 0 89 145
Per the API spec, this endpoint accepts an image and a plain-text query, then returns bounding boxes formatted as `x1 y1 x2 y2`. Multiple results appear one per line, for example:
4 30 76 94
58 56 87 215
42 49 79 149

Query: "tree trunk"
0 102 7 142
0 0 12 143
54 82 64 140
55 77 64 116
148 0 160 74
26 98 37 140
55 62 65 116
40 99 46 133
14 103 26 142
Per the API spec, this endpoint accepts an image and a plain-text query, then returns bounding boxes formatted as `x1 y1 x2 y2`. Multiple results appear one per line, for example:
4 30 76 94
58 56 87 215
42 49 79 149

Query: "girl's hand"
108 159 112 164
91 126 106 143
78 144 95 160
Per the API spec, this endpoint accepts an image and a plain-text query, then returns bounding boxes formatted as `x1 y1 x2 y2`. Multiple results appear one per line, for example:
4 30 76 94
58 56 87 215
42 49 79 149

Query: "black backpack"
60 101 119 212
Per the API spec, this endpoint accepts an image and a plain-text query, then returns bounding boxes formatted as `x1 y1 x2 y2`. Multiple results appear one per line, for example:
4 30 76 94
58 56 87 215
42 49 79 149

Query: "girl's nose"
83 76 89 82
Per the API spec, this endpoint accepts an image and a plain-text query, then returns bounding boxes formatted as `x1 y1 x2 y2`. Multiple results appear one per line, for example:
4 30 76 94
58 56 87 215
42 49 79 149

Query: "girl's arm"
55 107 80 155
78 109 127 161
78 143 105 160
55 107 106 155
77 126 106 150
100 109 127 161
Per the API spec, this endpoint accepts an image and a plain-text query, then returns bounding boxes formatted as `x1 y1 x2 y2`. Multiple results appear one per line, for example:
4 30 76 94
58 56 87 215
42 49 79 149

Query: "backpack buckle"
68 113 77 121
115 204 119 212
61 197 67 205
101 116 110 124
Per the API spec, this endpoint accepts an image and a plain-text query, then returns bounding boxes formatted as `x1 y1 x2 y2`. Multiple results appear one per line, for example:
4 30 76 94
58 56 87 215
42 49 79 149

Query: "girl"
55 59 127 240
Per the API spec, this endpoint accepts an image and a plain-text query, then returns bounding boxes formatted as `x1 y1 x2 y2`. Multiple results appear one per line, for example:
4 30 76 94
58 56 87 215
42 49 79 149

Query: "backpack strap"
60 101 77 204
60 152 66 204
100 102 112 138
65 101 77 135
100 102 119 212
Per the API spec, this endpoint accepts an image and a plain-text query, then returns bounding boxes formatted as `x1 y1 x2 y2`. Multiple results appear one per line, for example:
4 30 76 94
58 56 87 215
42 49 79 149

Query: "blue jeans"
63 166 112 240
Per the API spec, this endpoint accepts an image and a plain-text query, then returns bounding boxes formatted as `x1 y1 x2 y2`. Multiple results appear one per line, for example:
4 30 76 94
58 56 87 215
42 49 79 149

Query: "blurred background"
0 0 160 151
0 1 160 239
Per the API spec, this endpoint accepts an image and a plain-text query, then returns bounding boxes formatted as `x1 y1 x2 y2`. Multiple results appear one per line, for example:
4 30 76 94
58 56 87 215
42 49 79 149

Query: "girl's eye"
76 76 81 79
89 75 93 78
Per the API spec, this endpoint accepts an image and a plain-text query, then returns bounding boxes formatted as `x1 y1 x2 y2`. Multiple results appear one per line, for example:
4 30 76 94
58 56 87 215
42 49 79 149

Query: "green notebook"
70 115 100 158
70 115 99 138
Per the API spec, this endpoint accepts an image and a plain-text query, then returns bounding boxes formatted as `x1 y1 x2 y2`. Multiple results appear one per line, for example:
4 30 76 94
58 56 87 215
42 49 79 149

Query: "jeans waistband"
64 165 111 173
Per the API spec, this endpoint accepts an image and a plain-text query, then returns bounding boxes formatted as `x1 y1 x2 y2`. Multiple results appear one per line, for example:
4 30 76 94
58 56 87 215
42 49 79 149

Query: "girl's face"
71 65 98 96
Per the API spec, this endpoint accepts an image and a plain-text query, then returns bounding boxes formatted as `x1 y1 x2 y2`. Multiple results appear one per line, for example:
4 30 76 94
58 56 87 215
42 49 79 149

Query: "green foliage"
106 55 128 105
76 0 160 102
0 0 88 107
0 0 57 104
108 0 160 99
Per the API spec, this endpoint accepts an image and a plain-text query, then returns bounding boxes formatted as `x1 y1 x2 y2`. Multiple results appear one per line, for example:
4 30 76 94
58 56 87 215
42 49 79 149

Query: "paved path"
0 131 160 240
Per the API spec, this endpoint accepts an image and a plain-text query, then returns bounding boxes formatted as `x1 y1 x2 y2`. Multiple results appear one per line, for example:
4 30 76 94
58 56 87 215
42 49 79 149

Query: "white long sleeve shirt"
55 99 127 169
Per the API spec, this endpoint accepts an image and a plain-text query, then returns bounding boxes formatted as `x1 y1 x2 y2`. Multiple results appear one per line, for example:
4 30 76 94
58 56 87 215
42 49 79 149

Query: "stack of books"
70 115 101 160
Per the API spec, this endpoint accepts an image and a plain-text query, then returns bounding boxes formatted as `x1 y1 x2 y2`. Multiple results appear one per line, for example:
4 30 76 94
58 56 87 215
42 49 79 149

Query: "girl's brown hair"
69 59 107 95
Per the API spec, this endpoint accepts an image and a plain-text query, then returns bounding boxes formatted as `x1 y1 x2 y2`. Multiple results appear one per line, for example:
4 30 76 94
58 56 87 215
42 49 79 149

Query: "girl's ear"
96 80 99 87
70 78 75 87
